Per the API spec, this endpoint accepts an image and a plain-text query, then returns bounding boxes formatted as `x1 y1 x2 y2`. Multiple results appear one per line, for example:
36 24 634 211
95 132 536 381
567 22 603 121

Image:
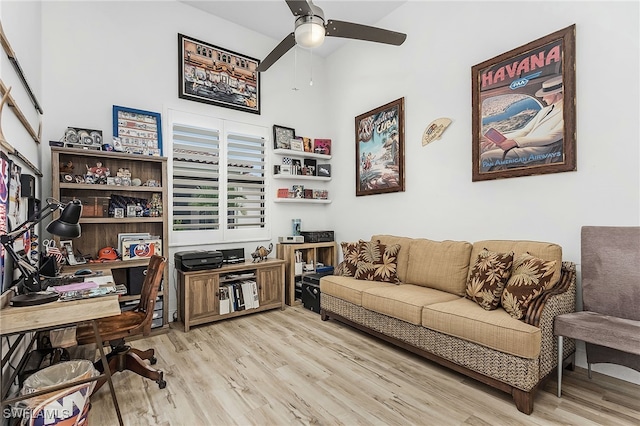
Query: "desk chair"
75 255 167 392
554 226 640 397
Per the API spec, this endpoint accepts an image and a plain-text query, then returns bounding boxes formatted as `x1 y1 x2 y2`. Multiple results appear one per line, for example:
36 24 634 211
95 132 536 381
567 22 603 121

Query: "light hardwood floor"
89 306 640 425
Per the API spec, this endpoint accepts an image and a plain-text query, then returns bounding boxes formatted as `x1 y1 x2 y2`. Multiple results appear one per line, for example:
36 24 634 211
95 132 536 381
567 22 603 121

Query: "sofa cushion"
466 249 514 310
422 298 542 359
334 241 362 277
405 239 473 297
470 240 562 290
371 235 413 283
320 275 393 306
362 284 460 325
354 240 401 283
501 253 557 319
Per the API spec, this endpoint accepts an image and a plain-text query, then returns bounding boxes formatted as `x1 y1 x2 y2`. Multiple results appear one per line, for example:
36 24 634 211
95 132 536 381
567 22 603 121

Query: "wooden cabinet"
177 259 285 332
51 147 169 330
276 242 337 306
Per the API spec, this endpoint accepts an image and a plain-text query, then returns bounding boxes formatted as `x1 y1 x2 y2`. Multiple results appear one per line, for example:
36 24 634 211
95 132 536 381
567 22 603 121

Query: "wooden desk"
0 294 123 425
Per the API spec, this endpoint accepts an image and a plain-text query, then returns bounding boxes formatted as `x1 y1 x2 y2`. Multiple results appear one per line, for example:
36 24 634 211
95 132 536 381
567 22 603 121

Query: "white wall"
324 1 639 383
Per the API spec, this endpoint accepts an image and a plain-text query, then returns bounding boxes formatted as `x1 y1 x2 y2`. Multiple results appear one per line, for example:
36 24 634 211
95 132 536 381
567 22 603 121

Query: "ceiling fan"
256 0 407 72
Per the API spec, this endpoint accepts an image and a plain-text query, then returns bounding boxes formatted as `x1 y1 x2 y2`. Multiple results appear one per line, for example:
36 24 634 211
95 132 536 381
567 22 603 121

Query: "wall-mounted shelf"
274 148 331 160
273 174 330 182
274 198 331 204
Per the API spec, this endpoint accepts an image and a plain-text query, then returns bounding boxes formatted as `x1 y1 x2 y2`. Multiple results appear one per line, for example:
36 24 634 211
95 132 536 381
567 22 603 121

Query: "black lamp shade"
46 200 82 238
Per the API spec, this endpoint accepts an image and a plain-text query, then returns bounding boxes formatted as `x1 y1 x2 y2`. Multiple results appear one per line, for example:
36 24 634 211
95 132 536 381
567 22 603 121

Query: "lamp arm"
1 200 61 244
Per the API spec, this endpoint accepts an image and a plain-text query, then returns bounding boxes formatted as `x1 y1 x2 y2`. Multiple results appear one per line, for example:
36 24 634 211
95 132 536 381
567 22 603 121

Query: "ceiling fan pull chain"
292 46 299 91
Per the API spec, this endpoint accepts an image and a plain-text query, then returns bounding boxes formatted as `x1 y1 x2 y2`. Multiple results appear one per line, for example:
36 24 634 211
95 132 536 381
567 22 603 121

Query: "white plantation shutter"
172 124 220 232
226 132 266 229
168 109 270 245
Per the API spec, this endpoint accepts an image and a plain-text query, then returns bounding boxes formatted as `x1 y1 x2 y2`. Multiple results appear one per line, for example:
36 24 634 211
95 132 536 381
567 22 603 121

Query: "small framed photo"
292 185 304 198
290 138 304 151
291 159 302 175
314 139 331 155
273 125 295 150
317 163 331 177
302 137 313 153
126 205 137 217
114 207 124 219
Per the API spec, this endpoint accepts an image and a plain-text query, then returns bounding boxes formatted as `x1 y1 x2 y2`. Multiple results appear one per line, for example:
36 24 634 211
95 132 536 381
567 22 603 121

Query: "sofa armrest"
524 261 576 327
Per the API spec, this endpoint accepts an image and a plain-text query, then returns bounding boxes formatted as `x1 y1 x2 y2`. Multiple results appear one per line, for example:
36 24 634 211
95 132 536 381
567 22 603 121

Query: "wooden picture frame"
472 25 576 181
178 34 260 115
273 125 295 150
355 97 405 196
112 105 162 156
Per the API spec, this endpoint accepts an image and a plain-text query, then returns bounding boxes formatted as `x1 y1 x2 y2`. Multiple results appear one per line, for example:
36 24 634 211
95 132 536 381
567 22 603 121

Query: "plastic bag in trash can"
17 360 98 426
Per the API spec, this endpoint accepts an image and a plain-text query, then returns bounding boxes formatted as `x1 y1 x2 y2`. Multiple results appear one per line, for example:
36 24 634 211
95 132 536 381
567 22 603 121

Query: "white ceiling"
179 0 407 58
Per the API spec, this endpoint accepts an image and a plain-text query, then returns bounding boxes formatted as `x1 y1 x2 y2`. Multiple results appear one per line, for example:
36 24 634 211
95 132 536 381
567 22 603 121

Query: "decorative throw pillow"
334 241 363 277
501 253 557 319
354 240 401 283
465 249 514 310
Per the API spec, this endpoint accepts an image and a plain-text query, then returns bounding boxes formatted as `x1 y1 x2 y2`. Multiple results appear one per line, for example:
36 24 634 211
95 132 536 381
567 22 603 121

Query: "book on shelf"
219 286 231 315
241 280 259 309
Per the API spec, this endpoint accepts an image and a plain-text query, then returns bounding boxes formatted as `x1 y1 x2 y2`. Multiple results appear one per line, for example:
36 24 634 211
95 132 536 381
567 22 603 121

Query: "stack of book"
219 280 259 315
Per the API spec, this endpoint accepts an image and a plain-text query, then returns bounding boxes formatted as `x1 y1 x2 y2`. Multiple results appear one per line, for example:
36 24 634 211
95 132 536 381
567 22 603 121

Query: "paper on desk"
48 281 98 292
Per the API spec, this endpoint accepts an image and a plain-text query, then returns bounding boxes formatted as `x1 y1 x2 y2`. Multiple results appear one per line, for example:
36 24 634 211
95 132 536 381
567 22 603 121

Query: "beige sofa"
320 235 576 414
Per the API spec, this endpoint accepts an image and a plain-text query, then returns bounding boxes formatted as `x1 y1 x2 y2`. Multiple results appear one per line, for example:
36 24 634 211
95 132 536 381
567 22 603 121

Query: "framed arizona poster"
178 33 261 114
355 97 405 196
471 25 576 181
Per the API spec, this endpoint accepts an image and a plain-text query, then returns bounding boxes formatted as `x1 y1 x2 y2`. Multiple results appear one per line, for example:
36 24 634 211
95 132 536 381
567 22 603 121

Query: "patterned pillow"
501 253 557 319
334 241 362 277
466 249 514 310
354 240 401 283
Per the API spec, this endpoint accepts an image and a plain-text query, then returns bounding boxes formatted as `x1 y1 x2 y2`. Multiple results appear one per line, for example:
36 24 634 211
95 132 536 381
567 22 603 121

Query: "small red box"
277 188 289 198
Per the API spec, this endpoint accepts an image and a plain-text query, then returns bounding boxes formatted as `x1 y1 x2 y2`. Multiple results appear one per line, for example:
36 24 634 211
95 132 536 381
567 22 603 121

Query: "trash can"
18 360 98 426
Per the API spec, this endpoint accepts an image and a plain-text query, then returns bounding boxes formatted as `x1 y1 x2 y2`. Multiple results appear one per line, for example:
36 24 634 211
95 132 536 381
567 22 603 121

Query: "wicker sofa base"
320 291 576 415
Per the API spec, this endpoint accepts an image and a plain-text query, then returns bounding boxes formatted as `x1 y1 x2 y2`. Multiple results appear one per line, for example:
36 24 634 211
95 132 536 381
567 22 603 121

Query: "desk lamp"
1 198 82 306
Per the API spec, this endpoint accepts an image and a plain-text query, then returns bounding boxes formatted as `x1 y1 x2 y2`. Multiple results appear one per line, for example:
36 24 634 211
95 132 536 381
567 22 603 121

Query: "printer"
175 250 223 272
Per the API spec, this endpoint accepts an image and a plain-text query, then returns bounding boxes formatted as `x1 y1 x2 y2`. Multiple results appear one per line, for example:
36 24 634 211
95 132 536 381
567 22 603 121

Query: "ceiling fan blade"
286 0 315 17
256 33 297 72
325 20 407 46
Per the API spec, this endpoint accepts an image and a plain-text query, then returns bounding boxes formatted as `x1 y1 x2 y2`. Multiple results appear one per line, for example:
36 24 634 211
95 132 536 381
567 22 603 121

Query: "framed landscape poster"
355 98 405 196
471 25 576 181
178 34 261 114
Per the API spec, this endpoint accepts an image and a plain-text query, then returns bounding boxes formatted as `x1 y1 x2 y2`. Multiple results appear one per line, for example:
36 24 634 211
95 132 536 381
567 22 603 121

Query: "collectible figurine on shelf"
251 243 273 262
86 161 110 184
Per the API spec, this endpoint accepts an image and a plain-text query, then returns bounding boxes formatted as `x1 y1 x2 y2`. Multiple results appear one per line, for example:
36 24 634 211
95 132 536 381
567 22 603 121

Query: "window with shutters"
168 109 270 245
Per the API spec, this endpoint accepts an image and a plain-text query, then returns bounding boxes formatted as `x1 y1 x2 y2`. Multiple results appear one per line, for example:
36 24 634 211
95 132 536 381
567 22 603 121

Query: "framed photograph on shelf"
112 105 162 156
313 139 331 155
355 97 405 196
290 138 304 152
273 125 295 150
471 25 576 182
178 33 261 114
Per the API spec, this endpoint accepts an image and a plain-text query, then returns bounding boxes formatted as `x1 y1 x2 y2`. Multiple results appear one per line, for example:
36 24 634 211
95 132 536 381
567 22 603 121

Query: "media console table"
176 259 285 332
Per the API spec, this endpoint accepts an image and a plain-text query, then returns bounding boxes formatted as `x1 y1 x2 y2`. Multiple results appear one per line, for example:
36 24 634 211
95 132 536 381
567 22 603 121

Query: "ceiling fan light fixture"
295 15 325 49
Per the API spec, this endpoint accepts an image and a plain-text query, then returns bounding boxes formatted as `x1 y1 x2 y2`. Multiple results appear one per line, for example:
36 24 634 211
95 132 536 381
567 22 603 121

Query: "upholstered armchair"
554 226 640 397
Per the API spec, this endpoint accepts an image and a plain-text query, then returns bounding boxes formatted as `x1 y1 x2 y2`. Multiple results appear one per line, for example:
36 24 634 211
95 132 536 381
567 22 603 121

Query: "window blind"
172 123 220 232
168 109 270 245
